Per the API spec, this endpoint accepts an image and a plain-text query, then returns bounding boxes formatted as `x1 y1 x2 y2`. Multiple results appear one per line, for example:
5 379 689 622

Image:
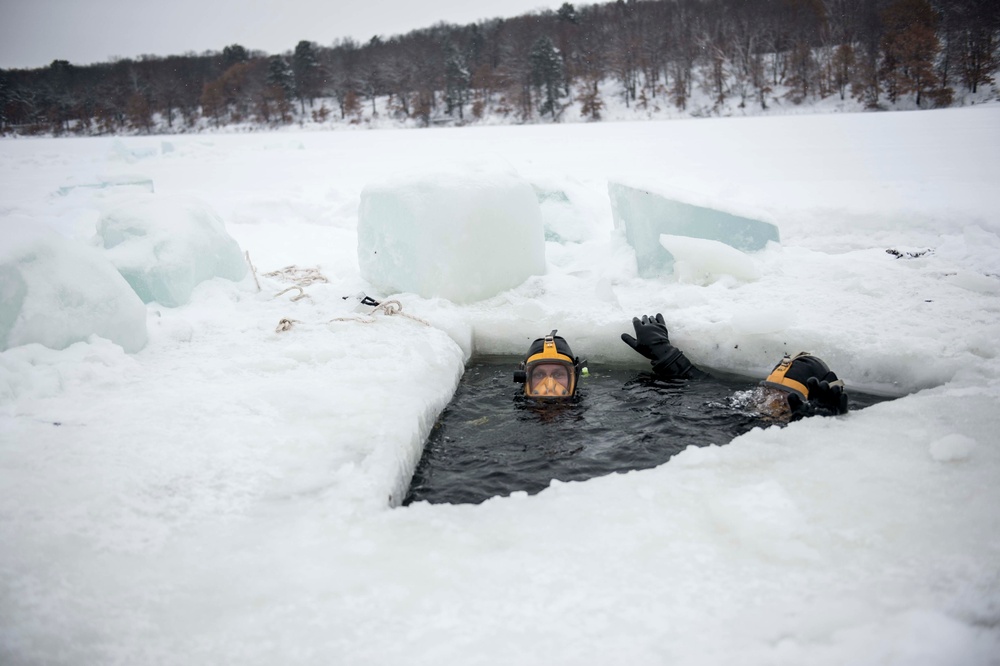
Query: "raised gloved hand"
621 313 693 379
621 314 671 361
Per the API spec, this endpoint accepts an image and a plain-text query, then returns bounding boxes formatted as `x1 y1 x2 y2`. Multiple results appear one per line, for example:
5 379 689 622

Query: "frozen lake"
2 107 1000 664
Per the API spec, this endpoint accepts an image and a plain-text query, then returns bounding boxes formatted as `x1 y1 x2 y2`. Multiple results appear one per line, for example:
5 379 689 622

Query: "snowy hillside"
67 72 1000 136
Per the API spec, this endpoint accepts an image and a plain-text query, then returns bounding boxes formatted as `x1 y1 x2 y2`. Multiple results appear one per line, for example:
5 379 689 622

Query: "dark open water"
404 356 889 506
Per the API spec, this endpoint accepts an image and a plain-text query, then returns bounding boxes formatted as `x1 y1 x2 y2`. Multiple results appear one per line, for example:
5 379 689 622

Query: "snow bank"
358 169 545 303
0 217 147 353
96 193 248 307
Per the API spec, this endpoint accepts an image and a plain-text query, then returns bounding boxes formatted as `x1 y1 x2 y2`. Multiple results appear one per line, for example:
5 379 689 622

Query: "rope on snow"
275 300 428 334
274 285 309 302
328 299 430 327
250 259 427 332
275 318 300 333
264 265 329 287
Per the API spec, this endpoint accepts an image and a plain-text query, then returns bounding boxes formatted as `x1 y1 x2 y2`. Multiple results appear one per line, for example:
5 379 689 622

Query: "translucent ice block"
608 182 780 277
358 170 545 304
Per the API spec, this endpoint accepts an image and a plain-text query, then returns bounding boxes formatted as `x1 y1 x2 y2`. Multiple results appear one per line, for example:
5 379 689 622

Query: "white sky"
0 0 571 70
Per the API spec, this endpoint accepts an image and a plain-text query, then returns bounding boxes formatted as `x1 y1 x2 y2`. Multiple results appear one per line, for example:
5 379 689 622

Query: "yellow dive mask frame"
515 331 580 399
762 352 811 399
761 351 843 401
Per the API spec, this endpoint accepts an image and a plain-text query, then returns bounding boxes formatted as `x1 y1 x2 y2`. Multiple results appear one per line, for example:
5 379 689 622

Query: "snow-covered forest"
2 0 998 136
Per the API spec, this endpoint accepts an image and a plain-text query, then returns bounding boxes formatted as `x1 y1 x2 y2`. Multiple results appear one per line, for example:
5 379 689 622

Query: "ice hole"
403 356 892 506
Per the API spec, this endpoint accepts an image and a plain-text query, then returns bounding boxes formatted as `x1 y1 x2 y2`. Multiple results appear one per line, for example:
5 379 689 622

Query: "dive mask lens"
527 362 572 397
756 386 792 419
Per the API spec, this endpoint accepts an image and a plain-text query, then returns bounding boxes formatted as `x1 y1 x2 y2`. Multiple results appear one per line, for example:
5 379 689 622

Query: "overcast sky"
0 0 572 70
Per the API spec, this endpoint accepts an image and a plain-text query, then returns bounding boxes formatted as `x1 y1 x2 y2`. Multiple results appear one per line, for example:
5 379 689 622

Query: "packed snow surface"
1 108 999 665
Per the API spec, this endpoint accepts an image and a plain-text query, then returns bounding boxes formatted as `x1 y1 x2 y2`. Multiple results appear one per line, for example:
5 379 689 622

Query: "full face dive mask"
513 330 583 400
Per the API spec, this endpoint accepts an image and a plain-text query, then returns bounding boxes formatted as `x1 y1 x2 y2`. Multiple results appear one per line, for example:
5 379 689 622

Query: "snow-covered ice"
1 107 999 665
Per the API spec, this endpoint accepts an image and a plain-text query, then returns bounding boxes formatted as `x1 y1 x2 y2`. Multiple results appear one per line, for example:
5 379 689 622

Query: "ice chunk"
96 194 248 307
608 182 780 277
56 174 154 196
533 185 584 243
659 234 761 285
109 139 159 163
358 170 545 304
0 217 147 353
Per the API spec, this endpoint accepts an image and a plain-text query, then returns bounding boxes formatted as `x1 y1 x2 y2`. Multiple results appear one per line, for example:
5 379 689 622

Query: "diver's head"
760 352 834 403
513 330 583 400
758 351 848 420
745 353 832 420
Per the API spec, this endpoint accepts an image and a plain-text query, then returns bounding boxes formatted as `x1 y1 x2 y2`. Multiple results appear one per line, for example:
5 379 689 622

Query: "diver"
513 330 586 400
621 313 849 420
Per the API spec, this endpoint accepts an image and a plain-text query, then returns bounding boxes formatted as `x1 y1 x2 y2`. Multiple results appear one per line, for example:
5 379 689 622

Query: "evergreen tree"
261 56 294 124
557 3 579 25
467 24 486 68
293 40 322 113
530 36 565 118
222 44 250 69
266 56 294 98
444 43 470 119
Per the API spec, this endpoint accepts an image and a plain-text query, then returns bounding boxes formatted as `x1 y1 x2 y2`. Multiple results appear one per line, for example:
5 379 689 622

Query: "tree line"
1 0 997 135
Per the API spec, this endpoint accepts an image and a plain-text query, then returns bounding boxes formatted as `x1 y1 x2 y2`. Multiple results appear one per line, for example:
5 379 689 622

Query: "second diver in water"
621 313 849 420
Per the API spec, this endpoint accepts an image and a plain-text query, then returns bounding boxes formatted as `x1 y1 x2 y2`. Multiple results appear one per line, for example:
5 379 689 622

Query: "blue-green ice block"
608 182 780 277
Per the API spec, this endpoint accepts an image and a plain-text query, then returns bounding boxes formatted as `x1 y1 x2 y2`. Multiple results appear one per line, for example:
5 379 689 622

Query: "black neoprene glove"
621 314 693 379
786 376 849 420
807 376 849 414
